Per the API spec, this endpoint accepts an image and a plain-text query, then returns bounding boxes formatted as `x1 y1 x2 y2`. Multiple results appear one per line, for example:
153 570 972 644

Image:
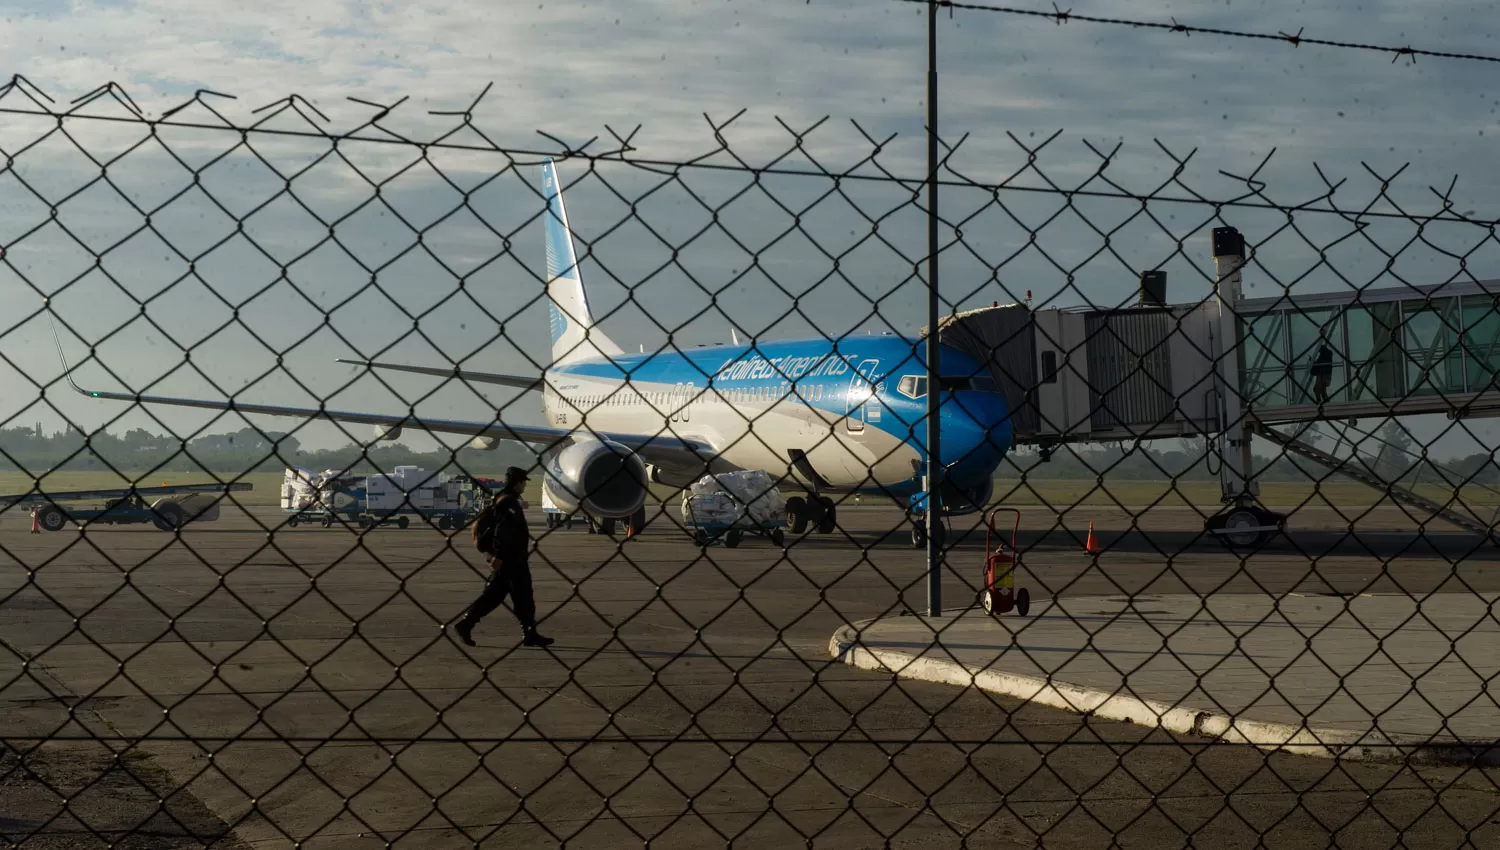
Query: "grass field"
0 471 289 505
3 470 1496 512
991 479 1500 508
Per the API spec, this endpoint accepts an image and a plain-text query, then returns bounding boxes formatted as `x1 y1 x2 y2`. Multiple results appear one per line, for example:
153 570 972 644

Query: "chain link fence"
5 78 1500 847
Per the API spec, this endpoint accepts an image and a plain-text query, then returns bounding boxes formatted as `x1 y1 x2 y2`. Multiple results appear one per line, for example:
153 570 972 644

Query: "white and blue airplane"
59 159 1015 542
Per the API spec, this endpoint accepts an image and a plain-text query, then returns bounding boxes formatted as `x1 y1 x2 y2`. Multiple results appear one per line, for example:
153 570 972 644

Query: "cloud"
3 0 1500 456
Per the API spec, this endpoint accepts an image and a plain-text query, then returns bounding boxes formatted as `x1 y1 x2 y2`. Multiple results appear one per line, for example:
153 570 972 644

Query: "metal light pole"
925 0 942 618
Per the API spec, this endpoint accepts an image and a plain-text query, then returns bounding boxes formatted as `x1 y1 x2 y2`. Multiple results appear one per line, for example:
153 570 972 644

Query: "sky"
3 0 1500 461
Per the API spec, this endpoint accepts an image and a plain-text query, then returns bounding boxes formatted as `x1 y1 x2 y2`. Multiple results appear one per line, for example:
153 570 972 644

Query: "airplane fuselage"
543 335 1013 499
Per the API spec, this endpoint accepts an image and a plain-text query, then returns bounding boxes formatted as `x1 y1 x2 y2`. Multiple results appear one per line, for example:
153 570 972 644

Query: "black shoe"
454 620 476 647
522 629 554 648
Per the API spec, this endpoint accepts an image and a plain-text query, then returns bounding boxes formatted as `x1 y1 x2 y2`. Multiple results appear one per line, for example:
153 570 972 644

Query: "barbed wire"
1 76 1495 237
893 0 1500 66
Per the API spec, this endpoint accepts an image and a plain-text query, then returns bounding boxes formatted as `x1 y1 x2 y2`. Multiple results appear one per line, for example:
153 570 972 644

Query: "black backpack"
472 501 498 554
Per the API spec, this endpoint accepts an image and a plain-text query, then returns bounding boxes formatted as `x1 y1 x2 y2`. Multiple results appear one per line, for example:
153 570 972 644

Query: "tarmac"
5 502 1500 848
831 592 1500 765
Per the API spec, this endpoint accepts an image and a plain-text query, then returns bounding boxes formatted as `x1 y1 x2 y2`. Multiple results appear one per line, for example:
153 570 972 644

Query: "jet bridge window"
1041 351 1058 384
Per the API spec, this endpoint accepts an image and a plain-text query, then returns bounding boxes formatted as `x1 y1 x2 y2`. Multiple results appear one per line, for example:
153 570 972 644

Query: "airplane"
56 159 1016 545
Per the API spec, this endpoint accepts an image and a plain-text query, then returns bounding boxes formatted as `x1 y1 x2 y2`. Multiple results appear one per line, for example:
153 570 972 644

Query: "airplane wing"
64 378 707 457
51 327 710 462
337 359 543 391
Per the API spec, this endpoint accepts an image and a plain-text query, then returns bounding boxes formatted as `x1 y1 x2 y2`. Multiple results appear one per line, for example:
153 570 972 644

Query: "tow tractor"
3 482 254 531
981 508 1031 617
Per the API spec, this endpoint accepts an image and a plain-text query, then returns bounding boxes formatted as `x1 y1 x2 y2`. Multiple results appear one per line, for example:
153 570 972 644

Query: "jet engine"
544 439 648 519
373 424 403 441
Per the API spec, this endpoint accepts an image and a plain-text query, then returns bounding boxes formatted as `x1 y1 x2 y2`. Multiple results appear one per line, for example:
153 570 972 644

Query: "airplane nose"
940 391 1012 474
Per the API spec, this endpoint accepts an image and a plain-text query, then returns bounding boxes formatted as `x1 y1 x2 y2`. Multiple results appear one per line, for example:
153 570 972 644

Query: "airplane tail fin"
543 159 622 366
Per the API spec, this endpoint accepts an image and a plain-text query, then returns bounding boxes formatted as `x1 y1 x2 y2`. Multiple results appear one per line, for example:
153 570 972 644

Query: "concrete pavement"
7 503 1500 848
832 592 1500 765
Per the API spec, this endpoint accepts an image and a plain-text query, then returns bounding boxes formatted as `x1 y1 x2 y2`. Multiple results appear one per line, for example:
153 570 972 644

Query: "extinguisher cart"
982 508 1031 617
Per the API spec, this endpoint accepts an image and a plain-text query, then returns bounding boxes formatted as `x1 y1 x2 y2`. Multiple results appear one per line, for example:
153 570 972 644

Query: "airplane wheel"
1016 588 1031 617
38 506 67 532
1220 509 1271 549
786 497 808 533
817 497 836 534
153 504 187 531
599 518 616 536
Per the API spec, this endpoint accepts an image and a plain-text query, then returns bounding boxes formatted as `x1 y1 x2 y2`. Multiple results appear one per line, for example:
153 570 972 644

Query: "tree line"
0 424 536 478
4 421 1497 490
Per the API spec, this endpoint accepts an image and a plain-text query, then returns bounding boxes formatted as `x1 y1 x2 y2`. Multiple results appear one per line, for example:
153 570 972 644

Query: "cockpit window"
901 374 999 396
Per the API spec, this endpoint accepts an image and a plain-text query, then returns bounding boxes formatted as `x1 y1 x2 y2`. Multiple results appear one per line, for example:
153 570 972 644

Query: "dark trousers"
460 559 536 630
1313 373 1331 403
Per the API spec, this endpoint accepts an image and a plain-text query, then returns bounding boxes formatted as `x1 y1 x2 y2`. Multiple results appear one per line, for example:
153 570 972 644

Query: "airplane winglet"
47 312 90 397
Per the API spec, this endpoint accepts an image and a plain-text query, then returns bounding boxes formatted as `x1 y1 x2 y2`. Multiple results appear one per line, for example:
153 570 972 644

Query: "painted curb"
829 619 1500 767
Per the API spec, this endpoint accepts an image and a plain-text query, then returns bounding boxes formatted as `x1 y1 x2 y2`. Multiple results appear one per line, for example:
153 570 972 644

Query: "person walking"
1311 341 1335 404
454 466 554 648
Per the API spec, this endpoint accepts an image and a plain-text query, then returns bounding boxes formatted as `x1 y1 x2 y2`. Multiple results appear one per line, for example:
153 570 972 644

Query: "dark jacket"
483 492 531 564
1311 346 1334 378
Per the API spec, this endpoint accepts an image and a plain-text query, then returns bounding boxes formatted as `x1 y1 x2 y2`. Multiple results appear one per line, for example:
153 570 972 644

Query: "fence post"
925 0 943 618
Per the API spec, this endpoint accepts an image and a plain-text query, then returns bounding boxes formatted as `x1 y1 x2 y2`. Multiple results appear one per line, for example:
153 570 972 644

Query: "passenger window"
1042 351 1058 384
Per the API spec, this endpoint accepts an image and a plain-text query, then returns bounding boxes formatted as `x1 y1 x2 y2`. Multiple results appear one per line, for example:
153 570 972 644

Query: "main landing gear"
785 495 837 535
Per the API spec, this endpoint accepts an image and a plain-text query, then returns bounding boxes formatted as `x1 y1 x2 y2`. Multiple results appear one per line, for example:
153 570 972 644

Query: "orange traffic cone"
1085 521 1098 555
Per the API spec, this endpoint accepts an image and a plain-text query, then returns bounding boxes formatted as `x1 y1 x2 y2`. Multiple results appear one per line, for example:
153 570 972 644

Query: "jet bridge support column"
1206 226 1285 548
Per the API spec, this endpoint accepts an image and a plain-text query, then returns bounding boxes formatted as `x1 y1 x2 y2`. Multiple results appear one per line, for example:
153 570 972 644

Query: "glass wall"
1344 302 1403 402
1461 296 1500 394
1239 293 1500 408
1401 298 1465 396
1287 307 1346 405
1242 312 1290 407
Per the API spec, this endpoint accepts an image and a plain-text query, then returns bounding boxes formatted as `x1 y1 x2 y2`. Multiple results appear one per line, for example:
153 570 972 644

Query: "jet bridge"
935 227 1500 547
